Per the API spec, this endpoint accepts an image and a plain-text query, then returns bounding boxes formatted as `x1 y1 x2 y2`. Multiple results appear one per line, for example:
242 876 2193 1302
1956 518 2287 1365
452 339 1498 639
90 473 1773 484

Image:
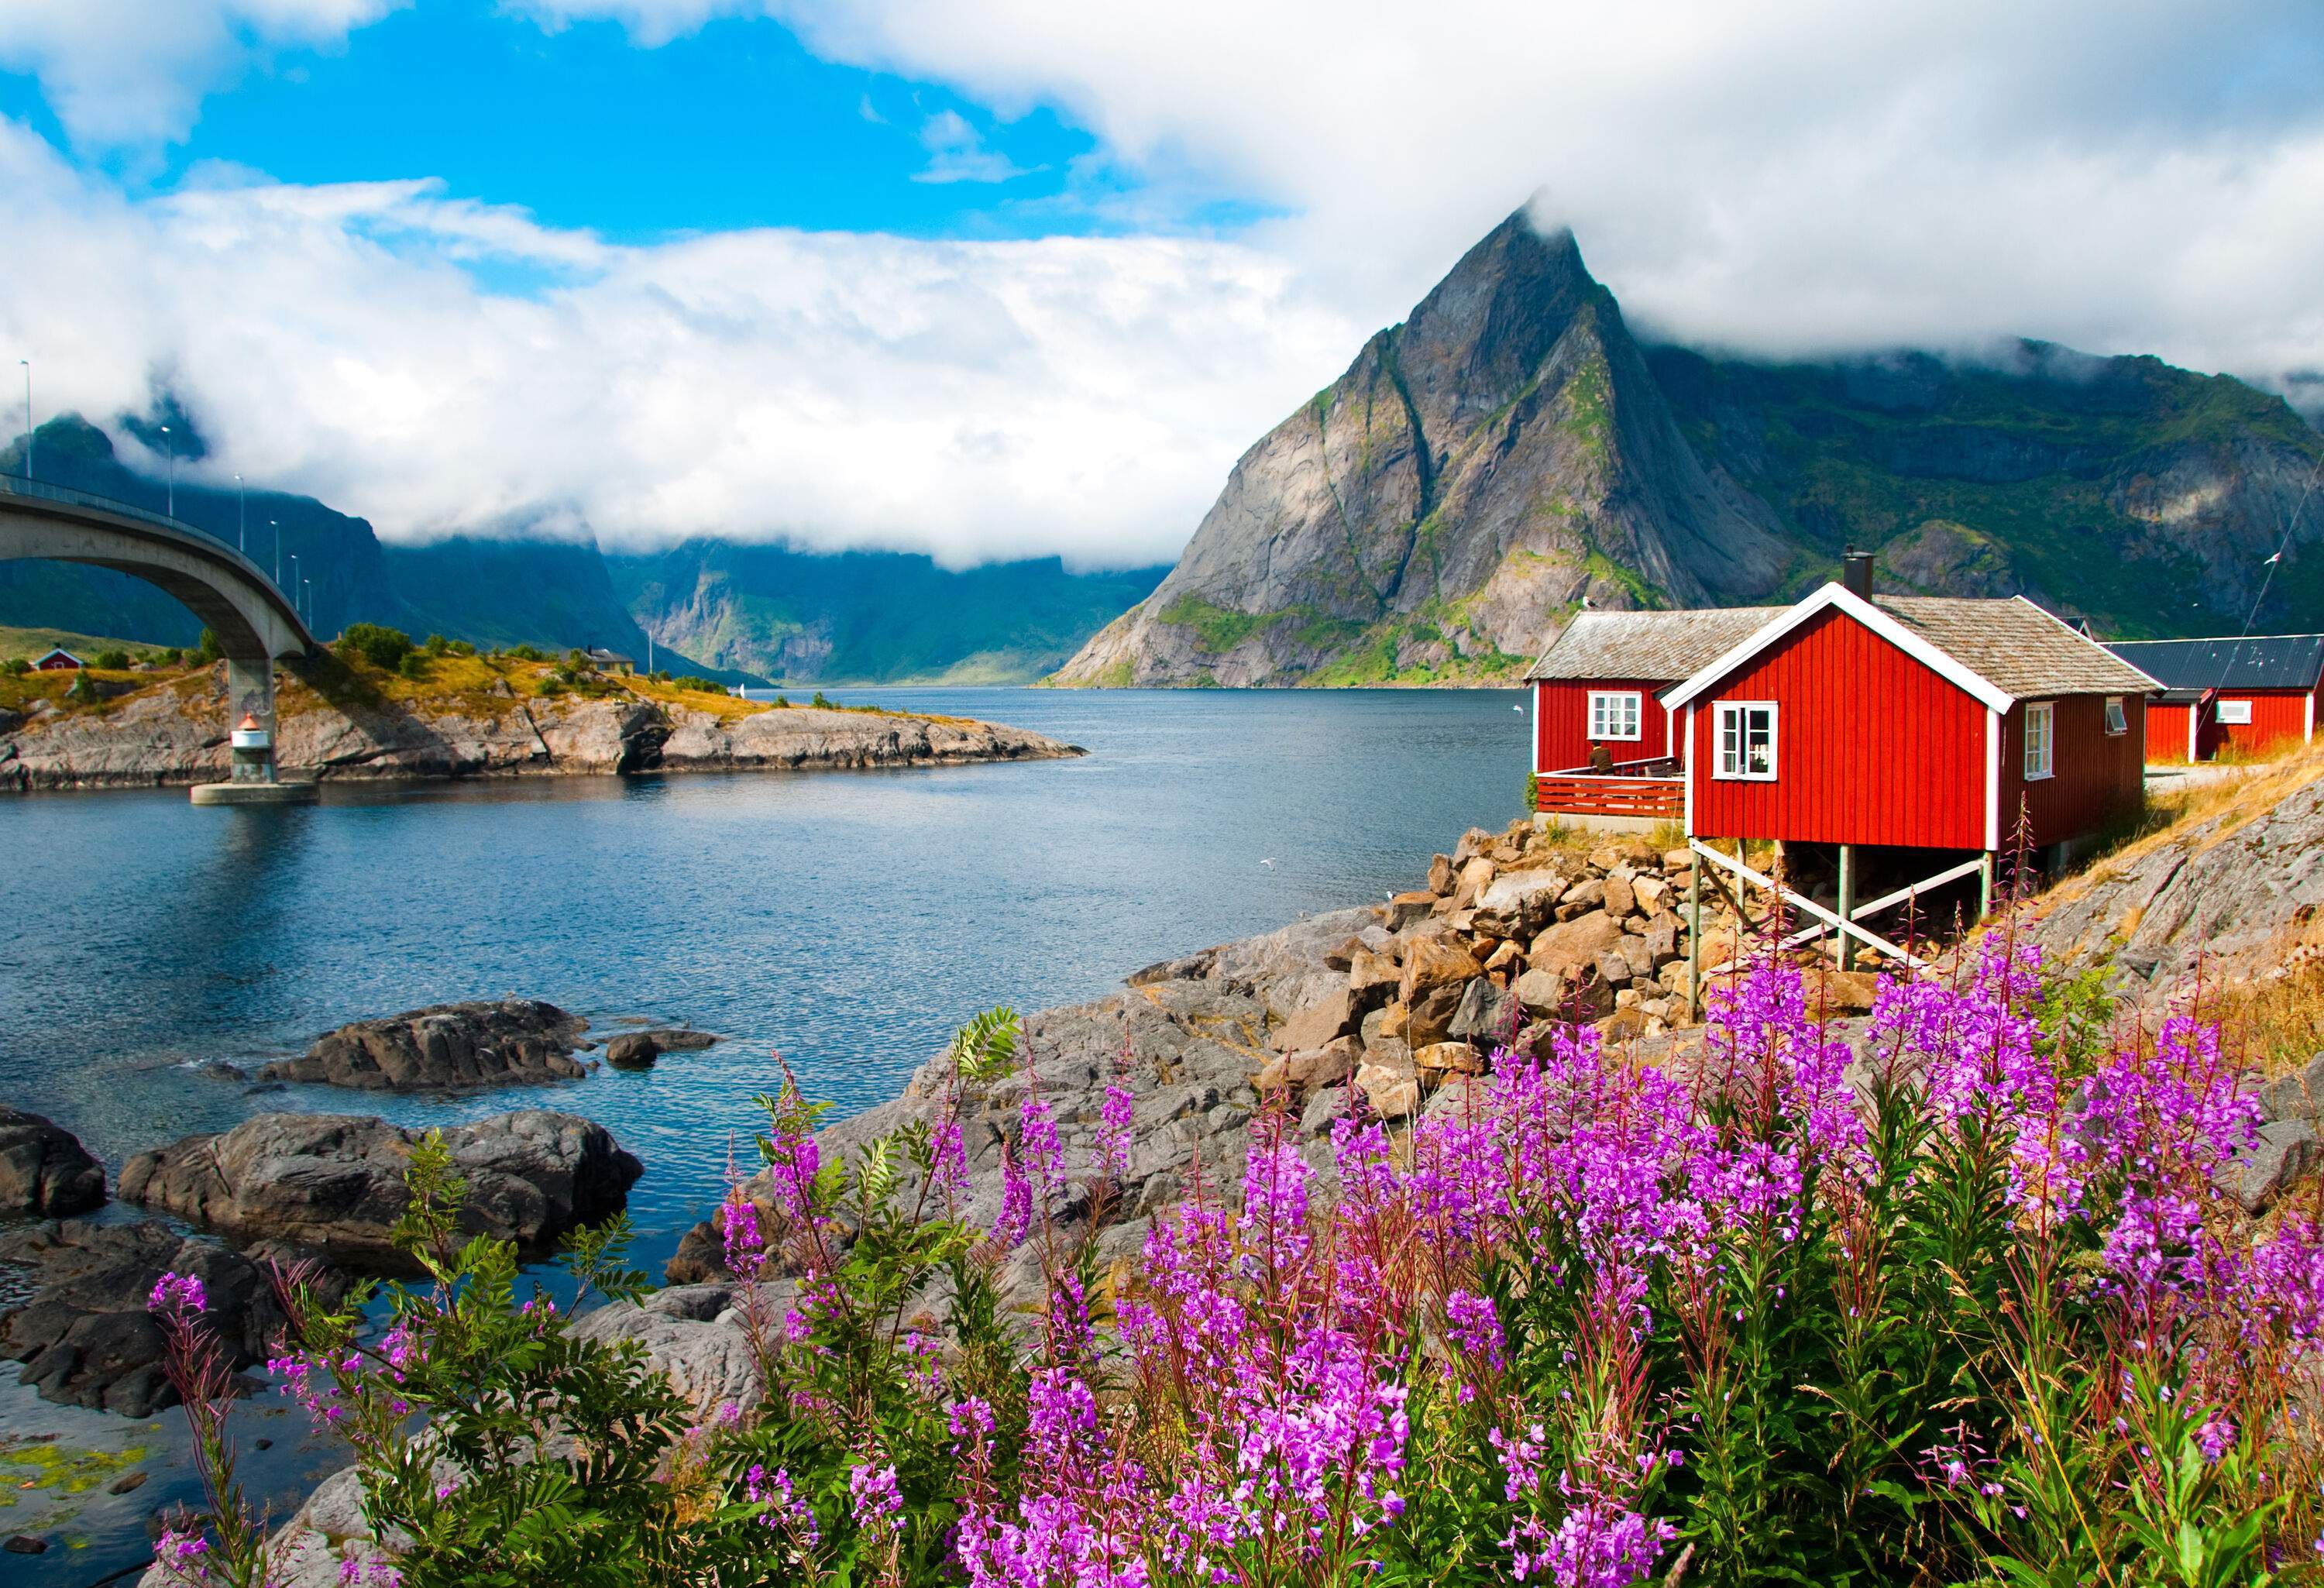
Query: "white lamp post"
235 474 245 553
270 521 280 586
16 360 27 481
161 424 175 516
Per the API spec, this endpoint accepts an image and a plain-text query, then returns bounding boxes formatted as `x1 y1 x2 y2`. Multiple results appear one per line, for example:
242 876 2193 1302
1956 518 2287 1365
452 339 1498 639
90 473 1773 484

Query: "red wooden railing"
1534 758 1685 820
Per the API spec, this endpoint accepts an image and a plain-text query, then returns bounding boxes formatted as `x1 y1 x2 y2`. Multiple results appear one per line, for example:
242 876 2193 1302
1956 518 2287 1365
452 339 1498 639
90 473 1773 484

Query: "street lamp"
16 360 27 481
270 521 280 586
303 577 313 629
235 474 245 554
160 424 174 516
290 553 300 620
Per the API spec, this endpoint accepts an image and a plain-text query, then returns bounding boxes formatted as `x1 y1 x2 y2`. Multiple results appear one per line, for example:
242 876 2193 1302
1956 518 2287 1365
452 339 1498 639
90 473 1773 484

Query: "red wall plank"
2205 689 2312 757
1533 678 1676 772
1995 693 2145 850
2148 701 2196 764
1687 608 1987 849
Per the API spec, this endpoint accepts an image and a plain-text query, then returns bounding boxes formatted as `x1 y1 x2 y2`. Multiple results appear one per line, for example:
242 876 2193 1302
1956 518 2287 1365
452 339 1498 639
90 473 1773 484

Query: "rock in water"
119 1112 642 1269
0 1105 106 1215
603 1033 660 1070
0 1221 316 1416
260 999 588 1091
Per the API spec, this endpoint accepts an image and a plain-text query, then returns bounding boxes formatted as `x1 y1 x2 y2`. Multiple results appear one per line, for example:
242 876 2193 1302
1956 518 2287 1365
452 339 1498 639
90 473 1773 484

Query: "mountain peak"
1397 209 1608 443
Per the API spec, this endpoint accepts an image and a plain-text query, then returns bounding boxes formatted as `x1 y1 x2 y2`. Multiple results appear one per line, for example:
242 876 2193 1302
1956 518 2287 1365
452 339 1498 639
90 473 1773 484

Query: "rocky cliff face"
1054 215 1791 687
1057 214 2324 688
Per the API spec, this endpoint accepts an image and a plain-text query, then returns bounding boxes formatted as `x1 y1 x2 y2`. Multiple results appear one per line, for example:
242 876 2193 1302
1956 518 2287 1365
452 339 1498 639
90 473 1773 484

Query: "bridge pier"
191 658 315 806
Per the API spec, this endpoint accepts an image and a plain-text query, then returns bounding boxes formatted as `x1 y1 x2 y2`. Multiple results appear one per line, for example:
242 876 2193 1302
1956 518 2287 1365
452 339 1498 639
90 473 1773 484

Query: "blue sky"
0 6 1150 242
0 2 2319 564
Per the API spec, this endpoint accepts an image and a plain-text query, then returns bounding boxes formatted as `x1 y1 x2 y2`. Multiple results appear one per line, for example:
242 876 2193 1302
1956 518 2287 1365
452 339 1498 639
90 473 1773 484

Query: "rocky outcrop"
1053 212 1789 687
0 1105 106 1215
2025 769 2324 998
259 999 588 1091
118 1112 642 1269
0 1220 321 1416
0 669 1079 792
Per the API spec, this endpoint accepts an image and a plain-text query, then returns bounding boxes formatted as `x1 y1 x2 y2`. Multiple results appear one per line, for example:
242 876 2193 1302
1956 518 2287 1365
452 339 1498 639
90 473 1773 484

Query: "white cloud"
525 0 2324 392
912 109 1032 184
0 121 1355 566
0 0 403 146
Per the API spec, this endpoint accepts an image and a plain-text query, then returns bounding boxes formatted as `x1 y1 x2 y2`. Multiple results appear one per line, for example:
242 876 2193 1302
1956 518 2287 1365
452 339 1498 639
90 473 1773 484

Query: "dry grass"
2202 916 2324 1076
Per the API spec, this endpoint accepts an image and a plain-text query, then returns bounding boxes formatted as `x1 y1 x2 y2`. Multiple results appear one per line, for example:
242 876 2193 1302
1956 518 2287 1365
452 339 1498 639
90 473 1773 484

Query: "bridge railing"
0 473 308 636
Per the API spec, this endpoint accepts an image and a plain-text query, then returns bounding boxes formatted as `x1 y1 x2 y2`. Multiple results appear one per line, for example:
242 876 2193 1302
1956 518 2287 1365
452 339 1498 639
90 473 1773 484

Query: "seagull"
1513 703 1523 711
1259 858 1277 869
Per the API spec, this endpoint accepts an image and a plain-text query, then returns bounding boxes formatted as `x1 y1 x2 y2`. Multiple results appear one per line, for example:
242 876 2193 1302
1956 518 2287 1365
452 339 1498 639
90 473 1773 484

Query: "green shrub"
2 657 26 675
93 648 131 669
421 634 451 657
397 651 430 680
670 675 726 695
507 644 546 662
195 627 223 665
811 690 832 709
160 648 184 665
535 676 567 698
336 623 414 672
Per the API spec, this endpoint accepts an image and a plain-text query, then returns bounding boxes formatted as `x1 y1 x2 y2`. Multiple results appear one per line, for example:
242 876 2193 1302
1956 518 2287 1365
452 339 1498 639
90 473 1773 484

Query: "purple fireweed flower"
747 1464 821 1548
1096 1081 1135 1179
1446 1288 1507 1372
718 1194 769 1281
153 1528 211 1584
849 1460 903 1532
148 1271 207 1318
992 1143 1034 1250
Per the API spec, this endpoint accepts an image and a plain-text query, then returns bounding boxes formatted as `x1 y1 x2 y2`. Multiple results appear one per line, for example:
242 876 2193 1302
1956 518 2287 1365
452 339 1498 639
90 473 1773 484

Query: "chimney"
1841 548 1875 600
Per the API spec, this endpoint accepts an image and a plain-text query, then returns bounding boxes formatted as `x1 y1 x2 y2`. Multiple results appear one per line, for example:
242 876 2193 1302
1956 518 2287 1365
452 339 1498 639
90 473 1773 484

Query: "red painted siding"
1686 608 1986 849
2205 689 2312 758
1995 693 2145 850
1532 677 1676 772
2148 700 2197 764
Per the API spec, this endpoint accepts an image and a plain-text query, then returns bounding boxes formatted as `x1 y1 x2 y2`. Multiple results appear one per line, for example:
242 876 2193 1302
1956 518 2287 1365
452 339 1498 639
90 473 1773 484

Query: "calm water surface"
2 688 1526 1577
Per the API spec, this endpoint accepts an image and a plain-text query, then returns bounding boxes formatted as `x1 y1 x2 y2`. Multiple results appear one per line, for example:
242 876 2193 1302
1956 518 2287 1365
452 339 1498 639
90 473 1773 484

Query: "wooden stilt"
1835 844 1857 972
1978 851 1996 920
1686 851 1703 1018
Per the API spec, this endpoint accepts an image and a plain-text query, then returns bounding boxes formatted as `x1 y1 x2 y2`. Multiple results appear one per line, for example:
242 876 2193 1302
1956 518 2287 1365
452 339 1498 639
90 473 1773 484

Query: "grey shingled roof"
1872 596 2160 699
1524 607 1786 682
2103 634 2324 693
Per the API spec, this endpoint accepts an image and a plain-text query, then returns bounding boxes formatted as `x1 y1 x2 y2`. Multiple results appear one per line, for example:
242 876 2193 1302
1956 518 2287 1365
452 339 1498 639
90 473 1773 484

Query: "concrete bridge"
0 476 317 800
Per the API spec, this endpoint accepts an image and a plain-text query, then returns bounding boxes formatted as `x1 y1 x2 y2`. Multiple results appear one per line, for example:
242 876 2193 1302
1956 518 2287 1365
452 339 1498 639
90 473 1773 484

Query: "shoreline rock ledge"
119 1111 643 1269
260 999 589 1091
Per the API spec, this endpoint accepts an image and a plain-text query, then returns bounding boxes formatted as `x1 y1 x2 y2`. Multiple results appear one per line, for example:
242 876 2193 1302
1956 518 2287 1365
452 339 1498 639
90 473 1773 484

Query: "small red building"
31 647 82 671
1659 576 2157 862
2104 634 2324 761
1522 607 1780 823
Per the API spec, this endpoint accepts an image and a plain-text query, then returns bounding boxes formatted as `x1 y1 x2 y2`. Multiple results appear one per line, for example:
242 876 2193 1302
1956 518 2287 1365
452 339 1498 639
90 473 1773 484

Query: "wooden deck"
1535 759 1685 821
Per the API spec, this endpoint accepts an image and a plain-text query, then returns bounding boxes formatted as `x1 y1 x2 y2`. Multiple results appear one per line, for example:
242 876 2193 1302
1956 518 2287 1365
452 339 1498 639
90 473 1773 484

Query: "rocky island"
0 644 1078 792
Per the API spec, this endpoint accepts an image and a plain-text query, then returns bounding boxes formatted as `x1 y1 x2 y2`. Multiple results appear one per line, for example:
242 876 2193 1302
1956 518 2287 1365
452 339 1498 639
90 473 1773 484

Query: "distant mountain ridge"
0 418 1156 685
1053 210 2324 687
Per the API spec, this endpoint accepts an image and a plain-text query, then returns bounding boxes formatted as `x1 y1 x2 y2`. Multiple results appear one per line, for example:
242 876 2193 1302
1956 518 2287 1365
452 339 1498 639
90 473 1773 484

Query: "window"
2104 696 2127 736
1713 701 1778 780
1587 689 1642 741
2218 699 2254 725
2023 701 2054 781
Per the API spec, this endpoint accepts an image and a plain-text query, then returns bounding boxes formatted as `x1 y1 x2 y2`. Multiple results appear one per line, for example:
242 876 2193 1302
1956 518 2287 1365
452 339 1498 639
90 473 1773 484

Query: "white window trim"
2102 695 2127 737
1587 689 1644 741
2023 700 2055 782
1711 700 1779 782
2216 698 2254 726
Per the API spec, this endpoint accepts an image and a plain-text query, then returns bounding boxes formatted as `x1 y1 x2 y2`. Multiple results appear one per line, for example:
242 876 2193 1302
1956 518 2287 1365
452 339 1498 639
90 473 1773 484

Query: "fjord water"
5 687 1529 1277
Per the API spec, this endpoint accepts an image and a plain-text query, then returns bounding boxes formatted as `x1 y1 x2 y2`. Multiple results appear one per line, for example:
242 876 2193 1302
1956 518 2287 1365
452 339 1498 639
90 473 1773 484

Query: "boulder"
1414 1042 1484 1077
0 1106 105 1216
1451 856 1497 910
1602 875 1635 919
1284 1036 1359 1091
1595 948 1635 986
1662 848 1695 873
1596 1008 1649 1041
1807 969 1880 1015
1614 933 1659 983
1642 912 1683 966
637 1028 720 1053
260 999 589 1091
1560 878 1606 912
603 1033 660 1070
2219 1119 2321 1214
1446 978 1519 1047
1427 854 1455 896
119 1112 642 1269
0 1220 330 1417
1347 949 1401 1009
1631 875 1669 913
1356 1061 1419 1121
1483 940 1523 974
1471 869 1568 937
1386 891 1437 930
1405 981 1467 1049
2260 1054 2324 1125
1452 826 1497 866
1398 935 1483 1007
1273 989 1356 1054
1514 967 1569 1015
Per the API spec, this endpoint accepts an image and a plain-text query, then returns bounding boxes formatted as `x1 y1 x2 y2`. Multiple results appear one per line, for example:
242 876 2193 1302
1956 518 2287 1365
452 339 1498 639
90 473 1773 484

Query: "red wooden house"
2103 634 2324 761
31 646 81 671
1522 607 1780 824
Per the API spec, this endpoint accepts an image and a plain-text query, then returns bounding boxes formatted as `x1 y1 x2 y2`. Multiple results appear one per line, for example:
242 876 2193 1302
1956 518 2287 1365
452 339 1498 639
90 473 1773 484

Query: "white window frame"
2023 700 2055 782
1711 700 1779 782
1587 689 1643 742
2103 696 2127 737
2216 698 2253 725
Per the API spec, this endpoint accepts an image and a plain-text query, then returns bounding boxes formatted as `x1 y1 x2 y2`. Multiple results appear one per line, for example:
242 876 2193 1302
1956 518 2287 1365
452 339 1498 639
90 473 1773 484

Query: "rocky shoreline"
0 662 1078 791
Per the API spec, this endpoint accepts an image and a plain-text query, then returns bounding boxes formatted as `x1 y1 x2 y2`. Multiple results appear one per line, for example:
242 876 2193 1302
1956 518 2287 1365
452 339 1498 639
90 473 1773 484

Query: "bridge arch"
0 478 313 662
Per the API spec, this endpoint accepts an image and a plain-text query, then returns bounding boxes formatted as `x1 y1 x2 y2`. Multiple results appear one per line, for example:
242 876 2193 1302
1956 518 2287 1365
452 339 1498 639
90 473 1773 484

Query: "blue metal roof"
2105 634 2324 692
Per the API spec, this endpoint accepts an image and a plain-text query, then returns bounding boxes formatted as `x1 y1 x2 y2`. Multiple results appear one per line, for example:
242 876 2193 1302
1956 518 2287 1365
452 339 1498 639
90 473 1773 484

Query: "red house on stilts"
1527 552 2159 987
